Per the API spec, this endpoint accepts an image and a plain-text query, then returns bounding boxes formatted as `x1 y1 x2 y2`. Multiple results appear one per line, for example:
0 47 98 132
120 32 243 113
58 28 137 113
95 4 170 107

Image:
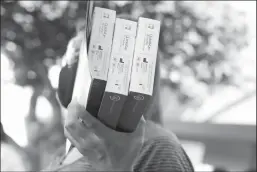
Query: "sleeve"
42 146 102 172
55 157 99 172
133 136 194 172
43 156 102 172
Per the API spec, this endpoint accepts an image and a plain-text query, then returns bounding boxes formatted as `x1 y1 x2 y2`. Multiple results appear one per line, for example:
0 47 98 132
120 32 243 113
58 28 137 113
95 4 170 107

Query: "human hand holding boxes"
60 6 160 165
62 7 160 133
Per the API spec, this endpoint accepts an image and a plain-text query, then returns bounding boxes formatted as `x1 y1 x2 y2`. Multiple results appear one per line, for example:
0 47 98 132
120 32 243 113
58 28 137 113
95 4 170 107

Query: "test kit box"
97 18 137 129
117 17 161 132
86 7 116 116
71 28 92 109
67 7 116 163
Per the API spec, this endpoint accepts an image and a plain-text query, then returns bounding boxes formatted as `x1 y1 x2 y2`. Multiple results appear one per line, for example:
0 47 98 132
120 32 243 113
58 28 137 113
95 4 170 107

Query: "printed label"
129 18 160 95
105 18 137 95
88 7 116 80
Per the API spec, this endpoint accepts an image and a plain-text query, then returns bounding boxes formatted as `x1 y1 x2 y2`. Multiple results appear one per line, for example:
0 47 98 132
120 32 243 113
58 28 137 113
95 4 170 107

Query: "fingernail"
78 117 92 128
78 117 84 124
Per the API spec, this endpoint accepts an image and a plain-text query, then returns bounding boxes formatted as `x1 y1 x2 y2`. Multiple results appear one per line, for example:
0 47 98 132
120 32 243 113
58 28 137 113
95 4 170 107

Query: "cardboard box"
71 29 92 108
117 17 161 132
97 18 137 129
66 7 116 162
86 7 116 116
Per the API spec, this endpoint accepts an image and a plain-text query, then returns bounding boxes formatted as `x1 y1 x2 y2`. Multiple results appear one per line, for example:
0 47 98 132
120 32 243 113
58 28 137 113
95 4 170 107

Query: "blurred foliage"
1 1 249 171
98 1 249 105
1 1 249 104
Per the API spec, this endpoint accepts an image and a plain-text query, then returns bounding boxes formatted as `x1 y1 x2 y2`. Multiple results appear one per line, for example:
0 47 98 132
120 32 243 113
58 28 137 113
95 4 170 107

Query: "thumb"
65 103 108 161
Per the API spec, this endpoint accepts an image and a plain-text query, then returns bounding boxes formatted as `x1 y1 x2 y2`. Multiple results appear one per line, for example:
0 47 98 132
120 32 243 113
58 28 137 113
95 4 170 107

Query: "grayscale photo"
1 1 256 171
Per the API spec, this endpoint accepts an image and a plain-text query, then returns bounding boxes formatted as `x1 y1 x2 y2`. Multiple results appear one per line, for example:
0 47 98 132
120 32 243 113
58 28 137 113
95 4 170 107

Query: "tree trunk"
25 86 42 171
45 90 65 144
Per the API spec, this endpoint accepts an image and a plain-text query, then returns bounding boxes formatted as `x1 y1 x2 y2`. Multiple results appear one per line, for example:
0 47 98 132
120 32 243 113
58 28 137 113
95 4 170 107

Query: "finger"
66 102 111 141
65 121 107 160
67 101 143 143
138 116 146 128
65 103 97 152
65 102 82 128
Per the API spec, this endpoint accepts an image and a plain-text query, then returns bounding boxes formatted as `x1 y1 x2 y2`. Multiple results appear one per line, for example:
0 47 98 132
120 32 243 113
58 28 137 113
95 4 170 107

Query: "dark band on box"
86 79 106 117
98 92 126 129
117 92 151 133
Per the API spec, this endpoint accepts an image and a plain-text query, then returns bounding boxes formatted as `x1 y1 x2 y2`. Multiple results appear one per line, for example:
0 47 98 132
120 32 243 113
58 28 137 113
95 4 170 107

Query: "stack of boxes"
73 7 160 132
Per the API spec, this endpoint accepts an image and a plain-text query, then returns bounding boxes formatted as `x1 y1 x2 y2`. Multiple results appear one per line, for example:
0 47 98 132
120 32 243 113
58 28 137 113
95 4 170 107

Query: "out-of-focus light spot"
186 30 202 45
42 4 51 16
6 41 17 52
169 70 180 83
48 65 61 89
36 96 53 124
31 38 41 47
178 42 195 57
164 18 173 28
183 16 192 28
18 1 40 12
70 2 78 10
172 55 184 67
1 52 14 82
56 58 63 66
57 1 69 8
12 13 24 23
1 143 27 171
45 48 55 57
1 83 33 147
155 1 175 13
43 58 53 67
113 1 131 7
160 65 168 79
1 6 6 16
6 30 16 40
41 2 67 20
23 23 33 32
24 14 34 24
27 70 37 80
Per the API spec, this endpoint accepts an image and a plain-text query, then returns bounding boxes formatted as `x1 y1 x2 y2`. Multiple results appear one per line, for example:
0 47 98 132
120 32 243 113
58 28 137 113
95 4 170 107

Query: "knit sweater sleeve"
45 122 194 172
133 122 194 172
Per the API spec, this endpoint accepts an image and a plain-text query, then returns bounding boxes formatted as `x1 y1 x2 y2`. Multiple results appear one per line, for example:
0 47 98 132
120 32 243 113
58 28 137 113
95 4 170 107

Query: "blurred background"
1 1 256 171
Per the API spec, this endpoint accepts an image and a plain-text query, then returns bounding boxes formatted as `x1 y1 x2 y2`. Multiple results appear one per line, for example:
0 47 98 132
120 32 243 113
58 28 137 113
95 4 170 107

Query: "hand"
64 101 145 171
